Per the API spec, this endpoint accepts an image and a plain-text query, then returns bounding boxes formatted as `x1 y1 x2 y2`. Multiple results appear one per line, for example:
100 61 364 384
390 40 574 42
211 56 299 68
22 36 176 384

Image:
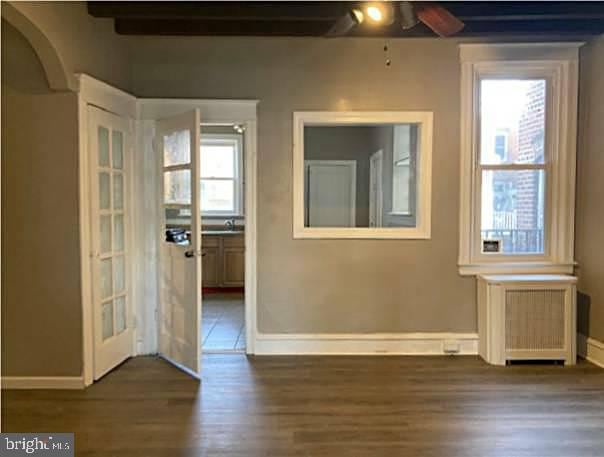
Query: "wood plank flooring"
3 355 604 456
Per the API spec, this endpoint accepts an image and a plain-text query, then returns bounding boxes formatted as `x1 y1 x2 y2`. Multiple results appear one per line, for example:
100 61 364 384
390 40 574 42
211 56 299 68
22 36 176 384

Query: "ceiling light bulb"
366 5 383 22
351 8 364 24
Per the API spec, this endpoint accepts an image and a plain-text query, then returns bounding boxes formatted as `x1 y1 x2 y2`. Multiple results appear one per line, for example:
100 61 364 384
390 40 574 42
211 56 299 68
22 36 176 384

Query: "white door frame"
137 98 259 357
77 74 137 387
369 149 384 228
78 75 259 386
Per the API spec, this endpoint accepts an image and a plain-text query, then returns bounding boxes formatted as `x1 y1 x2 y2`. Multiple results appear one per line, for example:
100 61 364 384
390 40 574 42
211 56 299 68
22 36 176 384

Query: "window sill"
388 212 412 216
458 261 575 276
294 226 430 240
202 214 244 219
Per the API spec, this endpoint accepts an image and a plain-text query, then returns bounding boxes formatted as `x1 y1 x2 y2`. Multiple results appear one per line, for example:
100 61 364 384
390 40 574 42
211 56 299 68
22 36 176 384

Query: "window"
293 111 432 239
391 125 416 216
480 80 546 255
458 43 581 275
200 134 243 216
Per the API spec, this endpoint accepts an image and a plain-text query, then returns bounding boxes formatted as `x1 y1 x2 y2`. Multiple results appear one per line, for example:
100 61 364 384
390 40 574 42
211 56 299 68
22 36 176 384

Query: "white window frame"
390 125 414 216
458 43 582 276
200 133 244 217
293 111 432 239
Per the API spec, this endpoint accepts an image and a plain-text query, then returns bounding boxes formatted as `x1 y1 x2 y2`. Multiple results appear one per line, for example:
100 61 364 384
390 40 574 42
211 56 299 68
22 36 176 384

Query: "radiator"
478 275 577 366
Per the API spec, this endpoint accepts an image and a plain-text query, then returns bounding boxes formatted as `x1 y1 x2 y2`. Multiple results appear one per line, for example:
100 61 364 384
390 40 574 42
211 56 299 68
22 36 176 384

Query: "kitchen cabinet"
202 233 244 287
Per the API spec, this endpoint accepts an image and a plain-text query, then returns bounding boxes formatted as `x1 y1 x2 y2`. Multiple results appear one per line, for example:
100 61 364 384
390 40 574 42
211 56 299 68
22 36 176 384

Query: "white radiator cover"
478 275 577 366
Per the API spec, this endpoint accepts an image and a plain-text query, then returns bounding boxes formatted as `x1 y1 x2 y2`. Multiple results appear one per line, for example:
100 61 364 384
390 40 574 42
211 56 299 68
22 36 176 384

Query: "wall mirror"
293 111 433 239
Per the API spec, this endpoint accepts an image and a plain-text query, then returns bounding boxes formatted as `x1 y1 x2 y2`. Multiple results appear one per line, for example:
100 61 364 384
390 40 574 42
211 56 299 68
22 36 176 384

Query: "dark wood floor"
3 355 604 456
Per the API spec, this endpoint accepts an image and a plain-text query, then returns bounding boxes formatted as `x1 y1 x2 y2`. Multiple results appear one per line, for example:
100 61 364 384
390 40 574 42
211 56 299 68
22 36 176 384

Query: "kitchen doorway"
199 125 246 352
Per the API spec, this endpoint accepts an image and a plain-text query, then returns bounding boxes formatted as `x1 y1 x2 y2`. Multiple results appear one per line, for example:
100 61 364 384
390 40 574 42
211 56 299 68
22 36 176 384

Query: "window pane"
201 144 235 178
102 301 113 340
100 258 113 299
115 296 126 334
480 80 546 165
392 164 411 214
112 130 124 169
98 126 110 167
113 173 124 210
201 179 234 213
481 169 545 254
163 130 191 166
114 214 124 252
303 124 418 228
164 169 191 205
100 215 112 254
99 172 110 210
114 255 125 293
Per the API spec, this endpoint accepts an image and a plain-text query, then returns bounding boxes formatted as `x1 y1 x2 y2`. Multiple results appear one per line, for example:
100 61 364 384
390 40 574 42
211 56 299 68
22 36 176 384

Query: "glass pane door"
89 105 134 381
96 125 128 342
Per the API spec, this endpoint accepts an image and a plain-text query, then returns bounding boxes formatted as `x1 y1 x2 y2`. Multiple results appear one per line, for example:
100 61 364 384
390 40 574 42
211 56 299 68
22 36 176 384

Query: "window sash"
474 74 553 262
200 134 243 216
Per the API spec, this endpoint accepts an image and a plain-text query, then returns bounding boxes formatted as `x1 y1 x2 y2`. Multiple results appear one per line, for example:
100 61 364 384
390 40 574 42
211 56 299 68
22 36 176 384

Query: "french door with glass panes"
88 106 134 380
156 109 202 378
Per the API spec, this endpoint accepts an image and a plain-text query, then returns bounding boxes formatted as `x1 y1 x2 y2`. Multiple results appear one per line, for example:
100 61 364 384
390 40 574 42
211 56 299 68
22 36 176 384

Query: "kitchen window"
458 43 581 275
200 134 243 216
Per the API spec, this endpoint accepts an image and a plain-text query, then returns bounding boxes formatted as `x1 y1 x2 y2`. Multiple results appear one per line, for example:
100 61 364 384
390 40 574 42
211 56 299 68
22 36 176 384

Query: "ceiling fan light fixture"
351 8 364 25
366 5 383 22
363 2 394 25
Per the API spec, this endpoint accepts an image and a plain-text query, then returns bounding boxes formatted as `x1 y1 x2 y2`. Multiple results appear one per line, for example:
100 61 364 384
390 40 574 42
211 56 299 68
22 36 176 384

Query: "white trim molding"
293 111 433 239
136 98 259 357
458 43 583 276
254 332 478 355
577 333 604 369
2 376 85 390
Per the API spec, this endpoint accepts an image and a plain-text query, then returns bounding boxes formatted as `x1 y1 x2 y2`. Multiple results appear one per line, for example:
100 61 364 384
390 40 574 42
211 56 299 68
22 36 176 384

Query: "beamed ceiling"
88 1 604 37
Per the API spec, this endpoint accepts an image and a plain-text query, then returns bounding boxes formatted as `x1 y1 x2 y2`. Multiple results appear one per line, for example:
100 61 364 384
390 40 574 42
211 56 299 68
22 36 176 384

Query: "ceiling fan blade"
325 11 361 37
415 2 465 37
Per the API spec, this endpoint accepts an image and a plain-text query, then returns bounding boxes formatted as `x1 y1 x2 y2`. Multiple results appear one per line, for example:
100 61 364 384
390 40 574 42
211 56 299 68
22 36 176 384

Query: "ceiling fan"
326 1 465 37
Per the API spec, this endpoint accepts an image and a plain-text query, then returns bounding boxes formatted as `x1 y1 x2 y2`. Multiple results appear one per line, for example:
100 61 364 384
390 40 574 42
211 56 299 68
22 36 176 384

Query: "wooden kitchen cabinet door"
222 247 245 286
202 246 220 287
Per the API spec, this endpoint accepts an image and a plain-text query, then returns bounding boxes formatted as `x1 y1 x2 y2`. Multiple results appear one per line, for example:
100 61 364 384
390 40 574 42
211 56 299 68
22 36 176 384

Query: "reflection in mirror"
304 124 419 228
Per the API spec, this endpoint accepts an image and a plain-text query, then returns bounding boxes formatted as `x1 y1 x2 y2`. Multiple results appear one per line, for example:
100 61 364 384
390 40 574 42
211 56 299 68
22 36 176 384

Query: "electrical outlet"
443 340 461 354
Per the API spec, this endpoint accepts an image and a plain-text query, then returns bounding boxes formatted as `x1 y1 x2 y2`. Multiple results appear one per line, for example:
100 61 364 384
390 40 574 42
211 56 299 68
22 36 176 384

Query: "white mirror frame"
293 111 433 239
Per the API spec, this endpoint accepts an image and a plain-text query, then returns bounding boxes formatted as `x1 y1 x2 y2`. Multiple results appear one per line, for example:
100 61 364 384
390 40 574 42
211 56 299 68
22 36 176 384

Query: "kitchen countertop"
201 230 244 236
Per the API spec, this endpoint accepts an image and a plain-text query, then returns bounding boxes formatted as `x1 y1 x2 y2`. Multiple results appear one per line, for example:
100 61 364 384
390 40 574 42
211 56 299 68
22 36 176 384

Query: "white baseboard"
577 333 604 369
1 376 85 390
254 332 478 355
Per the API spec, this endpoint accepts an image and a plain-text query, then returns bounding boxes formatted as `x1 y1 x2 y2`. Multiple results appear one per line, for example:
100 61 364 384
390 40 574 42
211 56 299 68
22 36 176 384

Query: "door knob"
184 250 195 258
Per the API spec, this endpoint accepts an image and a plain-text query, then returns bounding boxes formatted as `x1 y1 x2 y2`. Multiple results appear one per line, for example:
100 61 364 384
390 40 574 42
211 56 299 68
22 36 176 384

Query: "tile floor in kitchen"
202 292 245 351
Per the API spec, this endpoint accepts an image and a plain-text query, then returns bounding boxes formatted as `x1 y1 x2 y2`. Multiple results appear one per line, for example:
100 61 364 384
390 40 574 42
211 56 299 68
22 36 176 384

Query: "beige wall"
1 20 82 376
576 35 604 343
3 1 131 91
4 0 602 377
130 37 477 333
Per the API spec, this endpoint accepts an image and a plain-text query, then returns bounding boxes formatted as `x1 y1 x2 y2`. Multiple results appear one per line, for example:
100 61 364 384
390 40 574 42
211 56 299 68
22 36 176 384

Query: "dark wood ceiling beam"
114 17 604 37
90 1 604 37
445 1 604 18
89 1 604 21
89 2 352 20
115 19 334 36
